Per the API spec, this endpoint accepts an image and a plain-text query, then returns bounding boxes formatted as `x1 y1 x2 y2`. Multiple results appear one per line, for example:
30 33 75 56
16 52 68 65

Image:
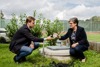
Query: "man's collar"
23 24 31 31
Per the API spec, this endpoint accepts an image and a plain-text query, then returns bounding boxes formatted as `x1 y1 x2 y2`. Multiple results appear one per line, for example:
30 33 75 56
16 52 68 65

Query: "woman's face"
69 21 77 28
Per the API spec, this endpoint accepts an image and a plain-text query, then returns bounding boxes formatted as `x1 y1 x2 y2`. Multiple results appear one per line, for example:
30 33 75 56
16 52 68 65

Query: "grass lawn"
0 44 100 67
0 44 59 67
87 33 100 42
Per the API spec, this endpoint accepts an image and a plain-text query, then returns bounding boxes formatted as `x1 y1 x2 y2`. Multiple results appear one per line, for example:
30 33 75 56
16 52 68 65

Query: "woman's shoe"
81 58 86 62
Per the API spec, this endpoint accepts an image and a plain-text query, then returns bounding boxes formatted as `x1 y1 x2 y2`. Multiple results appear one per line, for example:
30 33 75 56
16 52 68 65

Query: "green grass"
0 33 100 67
0 44 100 67
74 50 100 67
0 44 59 67
87 34 100 42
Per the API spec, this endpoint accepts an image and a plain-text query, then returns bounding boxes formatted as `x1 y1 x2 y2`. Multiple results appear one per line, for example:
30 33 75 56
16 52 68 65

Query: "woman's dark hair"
69 17 79 26
26 16 35 24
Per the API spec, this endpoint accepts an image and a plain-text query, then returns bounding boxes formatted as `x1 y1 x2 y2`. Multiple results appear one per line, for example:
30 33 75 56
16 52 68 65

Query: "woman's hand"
71 42 79 48
53 33 61 39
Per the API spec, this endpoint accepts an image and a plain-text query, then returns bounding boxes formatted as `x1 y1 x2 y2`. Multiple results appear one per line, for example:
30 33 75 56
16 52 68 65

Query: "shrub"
31 13 44 37
0 37 6 43
5 14 18 40
5 11 44 39
44 18 63 45
5 11 63 46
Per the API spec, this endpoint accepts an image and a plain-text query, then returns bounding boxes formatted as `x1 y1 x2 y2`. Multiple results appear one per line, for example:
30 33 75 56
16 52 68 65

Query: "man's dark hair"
69 17 79 26
25 16 35 24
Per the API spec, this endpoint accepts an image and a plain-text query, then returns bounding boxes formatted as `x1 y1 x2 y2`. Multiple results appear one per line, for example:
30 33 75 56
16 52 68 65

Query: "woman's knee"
70 48 75 55
74 46 81 52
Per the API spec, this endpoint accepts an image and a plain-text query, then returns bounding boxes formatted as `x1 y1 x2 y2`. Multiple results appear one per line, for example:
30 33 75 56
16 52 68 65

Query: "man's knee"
23 47 33 55
27 49 33 55
34 42 40 49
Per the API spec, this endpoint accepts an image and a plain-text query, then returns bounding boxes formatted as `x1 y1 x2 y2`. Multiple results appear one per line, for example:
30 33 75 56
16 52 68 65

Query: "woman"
55 17 89 62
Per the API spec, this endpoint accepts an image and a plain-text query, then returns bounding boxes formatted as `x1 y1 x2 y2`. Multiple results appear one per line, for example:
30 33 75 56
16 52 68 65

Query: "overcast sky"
0 0 100 20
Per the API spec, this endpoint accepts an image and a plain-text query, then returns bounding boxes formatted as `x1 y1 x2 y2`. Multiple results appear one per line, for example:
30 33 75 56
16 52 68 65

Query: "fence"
62 20 100 32
89 41 100 52
0 19 10 28
0 19 100 32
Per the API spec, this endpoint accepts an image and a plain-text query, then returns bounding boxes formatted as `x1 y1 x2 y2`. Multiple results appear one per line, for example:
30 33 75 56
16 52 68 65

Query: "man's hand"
29 41 34 49
71 43 79 48
45 36 54 41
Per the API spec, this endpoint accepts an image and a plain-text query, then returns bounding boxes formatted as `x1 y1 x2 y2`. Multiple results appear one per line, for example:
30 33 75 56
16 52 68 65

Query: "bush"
31 13 44 37
5 14 18 40
0 37 6 43
44 18 63 45
31 19 43 37
6 11 44 39
5 11 63 45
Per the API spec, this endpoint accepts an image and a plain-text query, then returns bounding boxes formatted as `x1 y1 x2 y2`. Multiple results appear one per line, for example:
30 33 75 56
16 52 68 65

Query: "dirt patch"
87 32 100 34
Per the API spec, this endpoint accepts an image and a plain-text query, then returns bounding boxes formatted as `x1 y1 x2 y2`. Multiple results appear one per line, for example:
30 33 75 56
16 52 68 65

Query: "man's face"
69 21 76 28
29 20 35 28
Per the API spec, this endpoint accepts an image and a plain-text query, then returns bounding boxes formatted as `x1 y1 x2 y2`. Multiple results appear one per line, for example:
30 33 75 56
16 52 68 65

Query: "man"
9 16 52 63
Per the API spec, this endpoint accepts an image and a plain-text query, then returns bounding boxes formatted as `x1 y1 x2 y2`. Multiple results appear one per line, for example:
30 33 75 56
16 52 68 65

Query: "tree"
86 16 100 22
6 13 18 40
0 10 5 28
44 18 63 45
0 10 4 19
18 13 27 27
5 11 63 45
31 11 44 37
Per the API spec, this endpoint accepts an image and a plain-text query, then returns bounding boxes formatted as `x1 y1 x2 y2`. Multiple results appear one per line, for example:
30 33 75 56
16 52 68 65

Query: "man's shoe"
13 56 20 64
21 57 26 62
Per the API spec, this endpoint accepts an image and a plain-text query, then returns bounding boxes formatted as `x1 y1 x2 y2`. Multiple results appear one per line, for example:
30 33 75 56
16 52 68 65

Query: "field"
0 32 100 67
87 32 100 42
0 44 100 67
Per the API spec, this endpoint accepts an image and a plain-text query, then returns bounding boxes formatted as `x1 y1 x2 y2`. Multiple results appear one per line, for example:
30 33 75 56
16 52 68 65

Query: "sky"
0 0 100 20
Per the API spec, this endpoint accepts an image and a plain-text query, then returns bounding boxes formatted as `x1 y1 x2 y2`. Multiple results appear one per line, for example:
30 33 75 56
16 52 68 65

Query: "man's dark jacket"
9 24 44 54
59 26 89 47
